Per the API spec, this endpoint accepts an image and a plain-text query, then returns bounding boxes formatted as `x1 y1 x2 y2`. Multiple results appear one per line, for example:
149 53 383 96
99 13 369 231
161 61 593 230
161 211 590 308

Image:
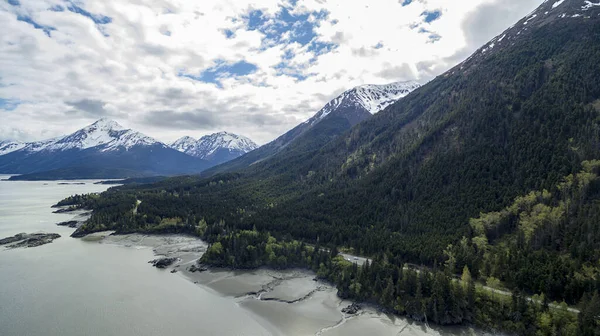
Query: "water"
0 176 272 336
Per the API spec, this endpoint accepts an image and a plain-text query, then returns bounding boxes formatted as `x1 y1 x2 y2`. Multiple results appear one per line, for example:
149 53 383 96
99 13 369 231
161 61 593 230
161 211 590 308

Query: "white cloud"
0 0 542 144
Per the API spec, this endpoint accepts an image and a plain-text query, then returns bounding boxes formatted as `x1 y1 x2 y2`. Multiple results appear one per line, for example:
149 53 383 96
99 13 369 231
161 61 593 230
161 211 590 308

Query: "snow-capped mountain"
0 140 25 156
12 118 163 154
203 81 420 175
0 118 211 178
195 132 258 159
170 136 198 154
308 81 421 125
171 132 258 165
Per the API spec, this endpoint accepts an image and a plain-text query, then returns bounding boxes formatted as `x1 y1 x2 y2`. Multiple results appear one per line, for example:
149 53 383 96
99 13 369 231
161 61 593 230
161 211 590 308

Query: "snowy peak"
47 119 160 152
0 140 25 156
88 118 125 131
170 132 258 161
309 81 421 125
197 132 258 158
11 119 163 154
352 81 422 114
171 136 198 153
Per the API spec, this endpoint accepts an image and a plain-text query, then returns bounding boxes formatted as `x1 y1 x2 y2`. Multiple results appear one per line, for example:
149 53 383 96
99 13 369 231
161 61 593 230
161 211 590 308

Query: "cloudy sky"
0 0 541 145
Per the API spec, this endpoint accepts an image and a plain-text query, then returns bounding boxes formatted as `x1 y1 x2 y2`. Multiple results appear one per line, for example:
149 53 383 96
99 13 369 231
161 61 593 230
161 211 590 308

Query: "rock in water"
0 233 61 249
56 221 79 228
149 257 177 269
52 207 78 214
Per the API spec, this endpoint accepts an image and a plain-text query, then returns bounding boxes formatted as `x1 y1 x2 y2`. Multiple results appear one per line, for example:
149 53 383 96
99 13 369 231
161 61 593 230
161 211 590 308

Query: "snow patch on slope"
552 0 565 9
582 1 600 10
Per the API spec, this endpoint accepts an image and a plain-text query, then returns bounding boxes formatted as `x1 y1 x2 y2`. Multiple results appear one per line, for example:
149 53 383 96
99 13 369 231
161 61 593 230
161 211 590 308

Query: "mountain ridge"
0 119 210 177
202 80 420 175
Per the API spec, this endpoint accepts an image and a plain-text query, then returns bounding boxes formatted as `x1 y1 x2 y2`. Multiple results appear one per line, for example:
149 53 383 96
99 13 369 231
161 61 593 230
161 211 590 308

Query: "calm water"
0 176 272 336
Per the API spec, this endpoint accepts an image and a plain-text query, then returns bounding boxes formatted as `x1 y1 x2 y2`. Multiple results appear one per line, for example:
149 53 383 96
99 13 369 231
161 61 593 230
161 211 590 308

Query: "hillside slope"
203 81 419 175
71 0 600 316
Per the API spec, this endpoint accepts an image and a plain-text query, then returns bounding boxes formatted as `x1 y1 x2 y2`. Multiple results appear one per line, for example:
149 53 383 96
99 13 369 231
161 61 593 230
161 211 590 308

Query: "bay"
0 176 272 336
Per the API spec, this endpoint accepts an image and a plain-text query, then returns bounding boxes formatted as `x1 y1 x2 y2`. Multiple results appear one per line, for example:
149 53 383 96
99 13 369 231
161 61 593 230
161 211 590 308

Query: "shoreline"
90 232 487 336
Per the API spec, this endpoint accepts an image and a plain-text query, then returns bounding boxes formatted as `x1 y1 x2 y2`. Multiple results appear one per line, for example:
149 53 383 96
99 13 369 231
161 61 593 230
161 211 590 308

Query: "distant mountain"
170 136 198 154
203 81 420 175
0 140 25 156
306 81 422 125
170 132 258 166
0 119 210 178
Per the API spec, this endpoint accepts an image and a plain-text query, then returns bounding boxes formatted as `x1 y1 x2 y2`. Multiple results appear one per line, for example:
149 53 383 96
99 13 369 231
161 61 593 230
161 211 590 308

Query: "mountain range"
0 81 419 180
0 119 257 179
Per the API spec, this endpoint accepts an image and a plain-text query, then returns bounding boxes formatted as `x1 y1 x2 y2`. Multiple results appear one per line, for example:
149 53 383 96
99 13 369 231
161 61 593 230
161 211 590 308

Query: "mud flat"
95 233 491 336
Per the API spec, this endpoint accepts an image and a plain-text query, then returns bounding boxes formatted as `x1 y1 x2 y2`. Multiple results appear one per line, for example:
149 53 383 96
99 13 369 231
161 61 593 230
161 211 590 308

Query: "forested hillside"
63 0 600 334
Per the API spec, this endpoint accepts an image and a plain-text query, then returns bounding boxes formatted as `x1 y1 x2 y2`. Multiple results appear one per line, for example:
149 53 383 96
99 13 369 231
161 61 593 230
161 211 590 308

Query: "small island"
0 233 61 249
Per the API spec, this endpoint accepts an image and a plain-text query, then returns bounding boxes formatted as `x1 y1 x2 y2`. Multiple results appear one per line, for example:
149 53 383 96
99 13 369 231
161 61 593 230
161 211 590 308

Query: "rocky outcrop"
0 233 61 249
52 207 79 214
56 221 79 228
148 257 177 269
188 264 208 273
341 303 361 315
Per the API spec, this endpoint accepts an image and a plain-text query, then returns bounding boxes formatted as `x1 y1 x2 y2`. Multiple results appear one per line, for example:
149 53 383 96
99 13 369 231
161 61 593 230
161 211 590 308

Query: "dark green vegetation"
202 105 371 176
200 230 584 335
444 161 600 305
63 1 600 334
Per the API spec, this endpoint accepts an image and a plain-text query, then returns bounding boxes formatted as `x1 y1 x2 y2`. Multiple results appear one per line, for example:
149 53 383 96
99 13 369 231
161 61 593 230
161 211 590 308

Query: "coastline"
93 232 487 336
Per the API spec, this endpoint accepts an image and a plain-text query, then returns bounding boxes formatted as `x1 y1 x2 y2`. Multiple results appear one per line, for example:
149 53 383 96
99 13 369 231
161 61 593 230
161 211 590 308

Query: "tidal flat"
100 233 490 336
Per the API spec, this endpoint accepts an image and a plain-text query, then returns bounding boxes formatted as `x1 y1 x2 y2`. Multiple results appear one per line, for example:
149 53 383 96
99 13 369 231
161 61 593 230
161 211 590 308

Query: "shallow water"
0 176 271 336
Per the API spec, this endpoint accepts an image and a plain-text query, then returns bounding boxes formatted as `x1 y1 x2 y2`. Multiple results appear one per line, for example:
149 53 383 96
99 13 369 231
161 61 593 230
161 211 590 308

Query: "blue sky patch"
402 0 413 6
307 40 336 55
273 61 310 81
0 98 21 111
243 7 331 53
67 2 112 25
421 10 442 23
418 28 441 43
17 15 55 36
7 0 20 6
223 29 234 38
181 60 258 88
